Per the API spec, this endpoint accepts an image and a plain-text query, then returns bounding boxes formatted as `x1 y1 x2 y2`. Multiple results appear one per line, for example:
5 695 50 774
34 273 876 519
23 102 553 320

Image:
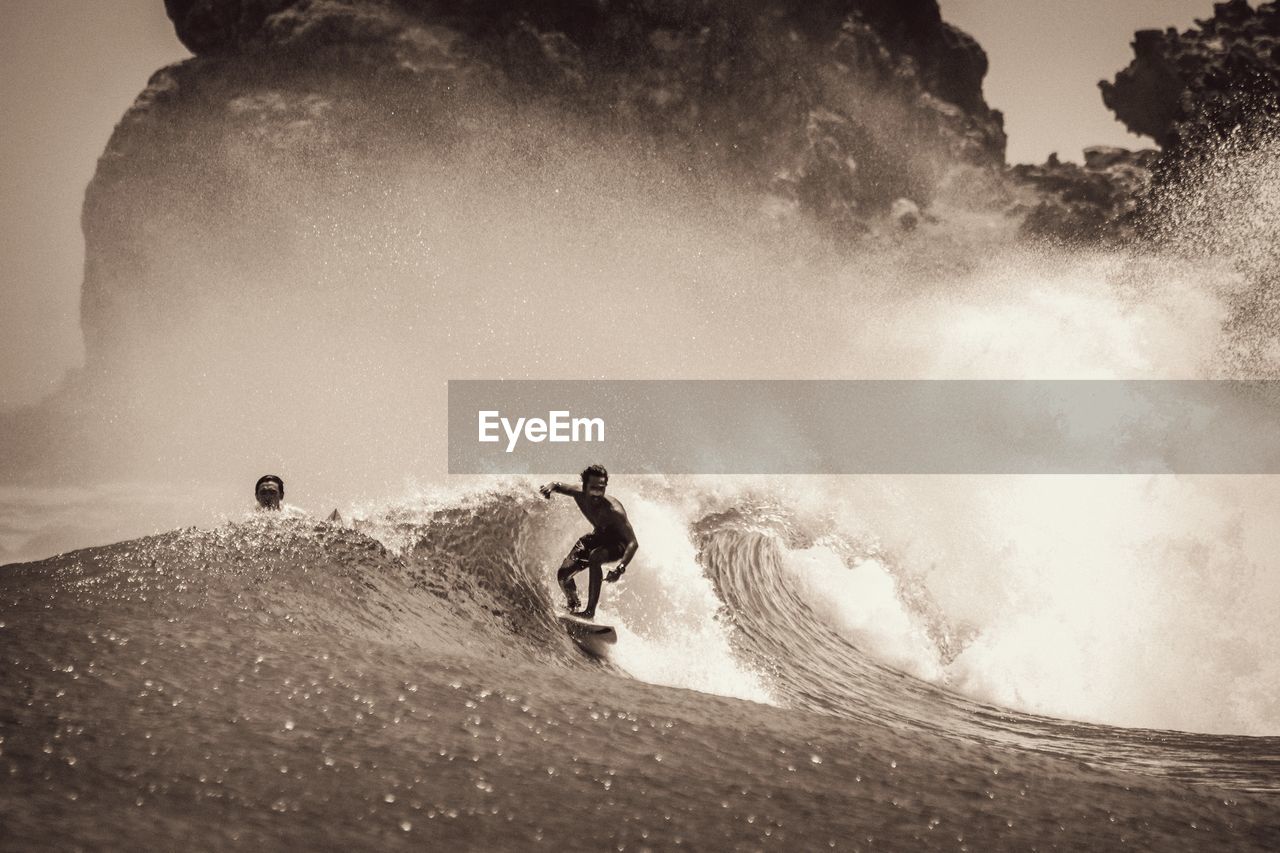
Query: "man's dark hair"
255 474 284 498
580 464 608 483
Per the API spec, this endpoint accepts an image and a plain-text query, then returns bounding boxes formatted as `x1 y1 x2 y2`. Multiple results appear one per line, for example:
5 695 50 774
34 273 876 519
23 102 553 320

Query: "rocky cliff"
1101 0 1280 157
1015 0 1280 247
1095 0 1280 373
1009 147 1158 245
74 0 1007 368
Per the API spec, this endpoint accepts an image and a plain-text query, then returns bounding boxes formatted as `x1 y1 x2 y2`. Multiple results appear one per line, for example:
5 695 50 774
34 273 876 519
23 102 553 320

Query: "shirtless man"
539 464 638 620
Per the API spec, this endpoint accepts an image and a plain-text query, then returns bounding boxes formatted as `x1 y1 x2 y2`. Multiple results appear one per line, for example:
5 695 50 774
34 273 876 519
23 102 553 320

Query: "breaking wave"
13 478 1277 793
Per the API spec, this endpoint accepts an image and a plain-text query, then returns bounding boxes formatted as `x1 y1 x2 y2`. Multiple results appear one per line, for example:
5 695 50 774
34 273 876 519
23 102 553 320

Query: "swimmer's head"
254 474 284 510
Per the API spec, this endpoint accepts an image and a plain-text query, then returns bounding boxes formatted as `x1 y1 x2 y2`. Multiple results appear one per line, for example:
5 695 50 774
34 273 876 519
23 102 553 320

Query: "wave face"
391 483 1280 793
4 486 1280 849
9 486 1279 760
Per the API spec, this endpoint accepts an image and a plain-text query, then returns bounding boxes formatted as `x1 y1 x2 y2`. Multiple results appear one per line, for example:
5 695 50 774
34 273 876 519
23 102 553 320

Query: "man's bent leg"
580 548 609 619
557 559 584 611
580 561 603 619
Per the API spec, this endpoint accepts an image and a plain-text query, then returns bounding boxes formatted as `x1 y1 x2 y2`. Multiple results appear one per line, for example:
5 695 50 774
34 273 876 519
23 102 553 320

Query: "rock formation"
1009 147 1158 245
1096 1 1280 373
1101 0 1280 156
77 0 1006 367
1017 1 1280 246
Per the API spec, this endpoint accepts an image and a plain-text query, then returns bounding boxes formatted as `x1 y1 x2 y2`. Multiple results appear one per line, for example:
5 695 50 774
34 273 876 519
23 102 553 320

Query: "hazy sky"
0 1 189 408
0 0 1232 408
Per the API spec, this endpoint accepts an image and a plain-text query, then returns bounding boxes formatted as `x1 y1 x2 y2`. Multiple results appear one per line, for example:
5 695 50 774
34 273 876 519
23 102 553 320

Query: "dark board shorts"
569 531 627 565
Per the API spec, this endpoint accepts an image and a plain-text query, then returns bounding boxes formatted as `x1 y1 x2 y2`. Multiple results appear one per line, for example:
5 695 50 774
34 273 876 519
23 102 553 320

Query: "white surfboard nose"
559 614 618 655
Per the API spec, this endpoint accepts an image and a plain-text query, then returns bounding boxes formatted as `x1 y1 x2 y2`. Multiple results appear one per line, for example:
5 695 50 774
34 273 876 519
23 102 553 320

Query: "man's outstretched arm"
539 481 582 499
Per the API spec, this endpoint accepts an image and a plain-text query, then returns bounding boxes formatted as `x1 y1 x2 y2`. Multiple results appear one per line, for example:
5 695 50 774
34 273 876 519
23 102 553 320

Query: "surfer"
254 474 284 511
539 464 638 620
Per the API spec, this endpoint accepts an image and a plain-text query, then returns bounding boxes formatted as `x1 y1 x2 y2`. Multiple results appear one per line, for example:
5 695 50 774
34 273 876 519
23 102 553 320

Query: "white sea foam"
588 494 774 705
776 544 944 683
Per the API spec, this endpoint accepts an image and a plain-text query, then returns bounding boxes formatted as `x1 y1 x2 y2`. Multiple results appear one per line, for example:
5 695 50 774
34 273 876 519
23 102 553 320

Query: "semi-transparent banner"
447 380 1280 474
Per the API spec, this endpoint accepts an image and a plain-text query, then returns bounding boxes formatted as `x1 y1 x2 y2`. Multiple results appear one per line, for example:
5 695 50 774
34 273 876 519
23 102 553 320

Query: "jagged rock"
79 1 1006 366
1008 147 1158 245
1101 0 1280 153
1082 145 1140 171
1013 2 1280 248
1095 2 1280 374
1096 0 1280 284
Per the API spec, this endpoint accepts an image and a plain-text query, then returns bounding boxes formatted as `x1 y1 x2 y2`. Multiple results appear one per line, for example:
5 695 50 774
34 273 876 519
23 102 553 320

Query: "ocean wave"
6 482 1279 794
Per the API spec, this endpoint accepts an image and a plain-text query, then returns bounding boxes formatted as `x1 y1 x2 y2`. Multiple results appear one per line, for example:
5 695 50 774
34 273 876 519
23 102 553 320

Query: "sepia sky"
0 1 189 408
941 0 1213 161
0 0 1238 408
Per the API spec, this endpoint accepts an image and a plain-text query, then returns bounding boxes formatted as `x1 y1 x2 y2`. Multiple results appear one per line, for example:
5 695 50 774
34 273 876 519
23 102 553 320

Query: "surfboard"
558 614 617 655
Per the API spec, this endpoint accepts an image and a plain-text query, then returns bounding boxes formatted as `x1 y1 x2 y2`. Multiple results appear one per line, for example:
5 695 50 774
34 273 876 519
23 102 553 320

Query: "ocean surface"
3 484 1278 850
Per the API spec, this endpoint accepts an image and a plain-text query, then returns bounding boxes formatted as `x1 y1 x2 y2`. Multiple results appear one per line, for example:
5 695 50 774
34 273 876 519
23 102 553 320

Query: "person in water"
539 464 638 620
254 474 285 511
253 474 343 522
